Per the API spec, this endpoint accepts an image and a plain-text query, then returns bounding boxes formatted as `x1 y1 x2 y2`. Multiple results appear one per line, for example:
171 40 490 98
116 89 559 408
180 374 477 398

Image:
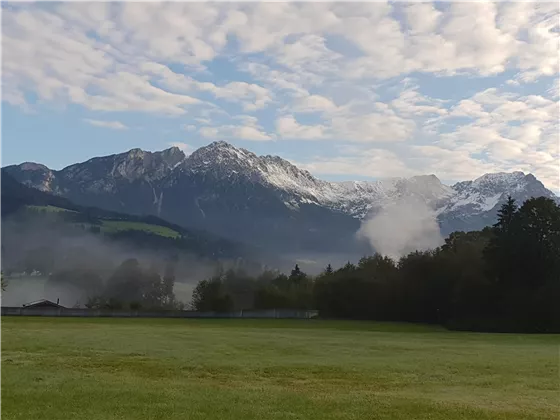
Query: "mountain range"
4 141 558 255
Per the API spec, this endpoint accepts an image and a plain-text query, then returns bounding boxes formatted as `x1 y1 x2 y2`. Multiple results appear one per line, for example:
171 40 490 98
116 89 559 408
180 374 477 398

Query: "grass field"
1 318 558 420
100 220 181 238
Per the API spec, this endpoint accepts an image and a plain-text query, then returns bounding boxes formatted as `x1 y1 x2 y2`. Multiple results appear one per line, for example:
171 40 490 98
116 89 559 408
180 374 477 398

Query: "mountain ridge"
4 141 558 254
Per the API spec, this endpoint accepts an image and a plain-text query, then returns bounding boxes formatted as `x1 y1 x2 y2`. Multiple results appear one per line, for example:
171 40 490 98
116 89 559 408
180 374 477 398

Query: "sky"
2 1 559 192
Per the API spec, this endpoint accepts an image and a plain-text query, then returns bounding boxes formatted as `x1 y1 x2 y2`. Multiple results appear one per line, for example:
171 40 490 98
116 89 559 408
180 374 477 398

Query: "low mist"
0 276 86 308
0 215 220 307
357 197 444 260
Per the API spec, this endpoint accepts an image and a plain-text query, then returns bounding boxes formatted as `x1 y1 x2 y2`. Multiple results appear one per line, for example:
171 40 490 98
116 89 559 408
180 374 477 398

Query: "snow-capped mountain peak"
455 171 526 192
179 142 557 225
186 141 257 171
183 141 327 198
4 141 557 241
438 169 558 233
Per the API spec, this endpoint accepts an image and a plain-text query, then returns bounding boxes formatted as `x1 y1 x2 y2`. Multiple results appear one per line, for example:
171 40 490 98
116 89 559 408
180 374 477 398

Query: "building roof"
22 299 64 308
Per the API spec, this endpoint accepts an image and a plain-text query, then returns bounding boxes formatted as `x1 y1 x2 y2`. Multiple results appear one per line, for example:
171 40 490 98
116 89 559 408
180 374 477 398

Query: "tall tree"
290 264 301 278
289 264 306 284
191 275 234 312
162 257 177 305
104 258 145 303
515 197 560 289
494 196 518 234
142 267 166 309
484 198 521 288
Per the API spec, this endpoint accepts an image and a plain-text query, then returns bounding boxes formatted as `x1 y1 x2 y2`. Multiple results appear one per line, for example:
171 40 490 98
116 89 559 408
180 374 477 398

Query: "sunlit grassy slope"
24 205 181 238
2 318 557 420
25 205 75 213
100 220 180 238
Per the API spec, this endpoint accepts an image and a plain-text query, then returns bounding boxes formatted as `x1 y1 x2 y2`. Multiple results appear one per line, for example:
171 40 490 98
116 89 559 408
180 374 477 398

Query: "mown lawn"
1 318 558 420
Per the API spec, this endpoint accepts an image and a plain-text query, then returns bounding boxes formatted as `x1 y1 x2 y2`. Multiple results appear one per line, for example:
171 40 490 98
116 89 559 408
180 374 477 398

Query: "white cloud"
390 86 448 118
83 119 128 130
330 108 416 143
409 145 502 181
278 85 439 143
275 116 326 140
548 78 560 99
210 81 272 111
233 125 272 141
293 94 337 113
6 2 557 111
199 116 273 141
295 148 414 179
139 62 272 112
296 80 559 191
199 127 219 138
429 87 559 190
2 2 559 191
182 125 197 132
404 3 442 35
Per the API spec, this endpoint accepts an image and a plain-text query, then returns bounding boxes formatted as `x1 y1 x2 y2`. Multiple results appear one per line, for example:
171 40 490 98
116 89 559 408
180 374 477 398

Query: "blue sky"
2 2 559 191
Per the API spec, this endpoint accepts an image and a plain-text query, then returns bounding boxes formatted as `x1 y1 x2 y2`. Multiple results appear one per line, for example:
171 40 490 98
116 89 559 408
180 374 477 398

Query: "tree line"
2 255 182 310
46 257 184 310
191 197 560 333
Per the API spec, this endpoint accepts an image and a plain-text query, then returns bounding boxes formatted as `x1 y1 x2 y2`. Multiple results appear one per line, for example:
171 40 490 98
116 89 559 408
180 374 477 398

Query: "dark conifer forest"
192 196 560 333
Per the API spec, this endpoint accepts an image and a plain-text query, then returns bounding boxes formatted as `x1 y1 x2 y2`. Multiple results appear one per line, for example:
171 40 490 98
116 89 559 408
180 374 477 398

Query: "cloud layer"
3 2 559 191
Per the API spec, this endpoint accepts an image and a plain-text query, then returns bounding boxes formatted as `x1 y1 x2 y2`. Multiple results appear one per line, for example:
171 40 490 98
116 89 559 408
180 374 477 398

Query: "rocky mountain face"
5 141 558 254
437 172 557 234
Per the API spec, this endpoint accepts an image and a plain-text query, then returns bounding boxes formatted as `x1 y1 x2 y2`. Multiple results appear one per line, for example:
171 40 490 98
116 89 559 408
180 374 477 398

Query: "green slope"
100 220 180 239
26 205 76 213
2 172 258 261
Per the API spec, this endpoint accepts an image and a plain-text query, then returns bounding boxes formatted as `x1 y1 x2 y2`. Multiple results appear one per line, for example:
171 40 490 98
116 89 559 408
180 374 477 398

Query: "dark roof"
22 299 64 308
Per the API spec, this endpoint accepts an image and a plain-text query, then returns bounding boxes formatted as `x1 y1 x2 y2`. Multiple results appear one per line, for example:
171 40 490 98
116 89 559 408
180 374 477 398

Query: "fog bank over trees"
1 213 252 308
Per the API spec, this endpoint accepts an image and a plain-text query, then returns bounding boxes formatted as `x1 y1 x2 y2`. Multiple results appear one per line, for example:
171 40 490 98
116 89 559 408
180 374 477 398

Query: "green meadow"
99 220 180 238
2 318 557 420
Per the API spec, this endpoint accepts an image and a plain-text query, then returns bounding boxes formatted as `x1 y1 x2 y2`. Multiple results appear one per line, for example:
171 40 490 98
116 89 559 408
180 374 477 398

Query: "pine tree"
342 261 356 272
289 264 307 286
515 197 560 289
290 264 301 279
325 264 333 274
494 196 518 234
485 196 520 288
